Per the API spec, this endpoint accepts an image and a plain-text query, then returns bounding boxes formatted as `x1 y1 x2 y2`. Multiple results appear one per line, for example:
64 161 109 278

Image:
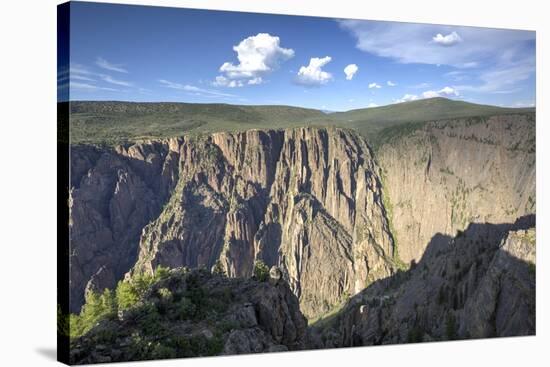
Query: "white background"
0 0 547 365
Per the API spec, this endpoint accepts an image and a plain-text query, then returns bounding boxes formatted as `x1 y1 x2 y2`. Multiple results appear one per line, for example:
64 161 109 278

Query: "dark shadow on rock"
308 214 536 349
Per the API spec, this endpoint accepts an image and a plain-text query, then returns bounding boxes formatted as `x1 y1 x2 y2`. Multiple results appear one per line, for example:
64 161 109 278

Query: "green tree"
116 280 139 311
71 288 117 337
253 260 270 282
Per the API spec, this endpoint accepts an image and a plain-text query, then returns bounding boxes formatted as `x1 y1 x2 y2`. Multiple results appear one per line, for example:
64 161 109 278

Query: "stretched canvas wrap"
57 1 536 364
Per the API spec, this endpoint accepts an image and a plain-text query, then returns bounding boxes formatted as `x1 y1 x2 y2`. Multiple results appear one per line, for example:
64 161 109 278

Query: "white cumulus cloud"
395 94 419 103
247 77 263 85
422 86 459 98
213 75 244 88
217 33 294 86
432 31 462 46
395 86 459 103
344 64 358 80
368 82 381 89
295 56 333 86
387 80 397 86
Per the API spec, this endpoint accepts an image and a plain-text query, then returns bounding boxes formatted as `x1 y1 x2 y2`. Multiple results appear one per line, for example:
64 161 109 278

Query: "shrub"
211 260 226 276
178 297 197 320
158 288 173 302
57 304 70 337
70 288 117 337
116 280 139 311
253 260 270 282
116 266 170 311
151 343 176 359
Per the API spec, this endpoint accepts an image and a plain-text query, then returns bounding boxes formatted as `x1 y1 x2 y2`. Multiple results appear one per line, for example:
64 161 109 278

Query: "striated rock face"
377 114 535 264
310 215 535 348
69 269 307 364
70 127 396 319
69 141 181 312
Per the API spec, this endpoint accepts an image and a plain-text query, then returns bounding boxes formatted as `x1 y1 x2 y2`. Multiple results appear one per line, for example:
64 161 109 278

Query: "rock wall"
70 127 396 319
377 114 535 264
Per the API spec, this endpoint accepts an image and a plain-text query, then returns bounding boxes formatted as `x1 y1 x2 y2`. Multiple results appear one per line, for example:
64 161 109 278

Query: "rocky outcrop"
70 127 397 319
377 113 535 264
69 268 307 364
309 215 535 347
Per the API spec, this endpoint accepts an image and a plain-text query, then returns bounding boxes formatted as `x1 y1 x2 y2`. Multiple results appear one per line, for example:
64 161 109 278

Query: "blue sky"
59 1 536 111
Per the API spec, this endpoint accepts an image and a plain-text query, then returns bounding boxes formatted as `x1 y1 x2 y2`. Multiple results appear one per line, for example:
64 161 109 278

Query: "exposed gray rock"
311 215 535 347
377 114 536 264
126 127 396 320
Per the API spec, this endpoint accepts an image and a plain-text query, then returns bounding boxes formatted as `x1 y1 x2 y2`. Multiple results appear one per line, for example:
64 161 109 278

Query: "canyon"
66 100 536 358
69 110 535 323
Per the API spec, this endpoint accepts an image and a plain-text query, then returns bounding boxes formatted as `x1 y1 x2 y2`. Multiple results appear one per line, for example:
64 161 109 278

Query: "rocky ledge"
70 267 306 364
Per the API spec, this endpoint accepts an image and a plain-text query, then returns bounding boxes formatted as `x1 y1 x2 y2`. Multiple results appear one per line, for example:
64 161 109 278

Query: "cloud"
213 75 244 88
100 74 133 87
159 79 236 98
217 33 294 86
339 20 534 69
344 64 358 80
432 31 462 46
368 82 381 89
454 60 535 94
70 82 118 92
71 74 96 82
395 86 459 103
69 62 135 91
395 94 419 103
295 56 333 86
248 77 263 85
387 80 397 86
512 100 535 107
367 103 379 108
96 57 128 73
421 86 459 98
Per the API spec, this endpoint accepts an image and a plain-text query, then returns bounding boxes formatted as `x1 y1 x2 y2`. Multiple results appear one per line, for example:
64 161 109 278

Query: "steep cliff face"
377 114 535 264
254 128 395 318
69 141 180 312
70 127 396 319
309 215 535 348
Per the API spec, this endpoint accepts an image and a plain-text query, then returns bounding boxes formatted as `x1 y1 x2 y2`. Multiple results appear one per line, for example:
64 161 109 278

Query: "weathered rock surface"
69 141 180 312
129 127 396 319
309 215 535 347
69 113 536 327
377 114 536 264
70 269 307 364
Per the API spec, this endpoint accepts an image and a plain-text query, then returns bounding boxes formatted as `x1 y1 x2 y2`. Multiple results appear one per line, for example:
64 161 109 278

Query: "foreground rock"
309 215 535 347
70 269 306 364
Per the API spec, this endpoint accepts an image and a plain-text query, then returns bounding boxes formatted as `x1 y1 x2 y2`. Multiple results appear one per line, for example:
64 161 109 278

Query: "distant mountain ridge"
67 98 534 145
